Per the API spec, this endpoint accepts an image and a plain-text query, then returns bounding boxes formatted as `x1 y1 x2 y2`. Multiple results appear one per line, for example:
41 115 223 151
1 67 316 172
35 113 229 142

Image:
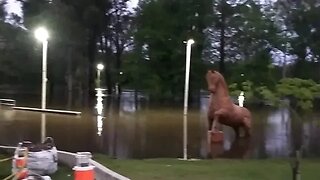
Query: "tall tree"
274 0 320 81
62 0 110 101
0 0 6 21
133 0 212 100
204 0 279 80
20 0 112 105
101 0 134 94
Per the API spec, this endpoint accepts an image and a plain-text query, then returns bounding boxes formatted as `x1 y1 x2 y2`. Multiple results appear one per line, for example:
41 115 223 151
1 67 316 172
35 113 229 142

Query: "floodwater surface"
0 90 320 159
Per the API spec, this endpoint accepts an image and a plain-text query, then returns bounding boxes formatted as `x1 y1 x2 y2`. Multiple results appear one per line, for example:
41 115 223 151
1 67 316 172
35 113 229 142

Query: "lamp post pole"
183 39 195 160
35 27 49 143
41 40 48 110
35 27 49 110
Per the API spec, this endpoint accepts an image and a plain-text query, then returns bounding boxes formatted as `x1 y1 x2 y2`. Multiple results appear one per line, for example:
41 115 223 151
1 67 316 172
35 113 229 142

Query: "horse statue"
206 70 252 138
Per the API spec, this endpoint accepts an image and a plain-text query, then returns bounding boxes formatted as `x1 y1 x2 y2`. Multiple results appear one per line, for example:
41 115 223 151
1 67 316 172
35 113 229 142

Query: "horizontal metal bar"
13 107 81 115
0 103 15 106
0 99 15 102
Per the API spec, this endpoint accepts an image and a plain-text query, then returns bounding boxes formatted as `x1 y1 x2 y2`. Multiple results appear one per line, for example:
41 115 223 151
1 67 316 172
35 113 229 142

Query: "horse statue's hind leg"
233 127 240 138
243 117 251 137
208 116 214 131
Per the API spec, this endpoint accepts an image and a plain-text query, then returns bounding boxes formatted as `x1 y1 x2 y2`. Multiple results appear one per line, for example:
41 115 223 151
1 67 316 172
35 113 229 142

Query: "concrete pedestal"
210 143 224 158
208 130 224 143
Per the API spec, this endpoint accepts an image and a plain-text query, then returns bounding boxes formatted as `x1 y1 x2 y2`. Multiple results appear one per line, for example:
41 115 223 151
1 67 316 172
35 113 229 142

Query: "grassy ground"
0 154 72 180
94 154 320 180
2 154 320 180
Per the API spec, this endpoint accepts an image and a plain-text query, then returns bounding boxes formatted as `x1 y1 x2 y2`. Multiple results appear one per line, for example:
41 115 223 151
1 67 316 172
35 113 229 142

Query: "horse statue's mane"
214 71 228 93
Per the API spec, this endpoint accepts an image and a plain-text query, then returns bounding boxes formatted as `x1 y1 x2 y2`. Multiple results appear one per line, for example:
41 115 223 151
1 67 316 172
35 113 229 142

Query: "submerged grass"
94 154 320 180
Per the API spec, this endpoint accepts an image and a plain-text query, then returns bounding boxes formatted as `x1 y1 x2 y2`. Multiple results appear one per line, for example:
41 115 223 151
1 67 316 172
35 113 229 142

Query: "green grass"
0 155 11 179
94 154 320 180
0 154 73 180
3 153 320 180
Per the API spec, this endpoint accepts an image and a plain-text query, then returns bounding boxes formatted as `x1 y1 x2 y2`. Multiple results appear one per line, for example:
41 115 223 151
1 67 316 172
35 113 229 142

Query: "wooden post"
291 150 301 180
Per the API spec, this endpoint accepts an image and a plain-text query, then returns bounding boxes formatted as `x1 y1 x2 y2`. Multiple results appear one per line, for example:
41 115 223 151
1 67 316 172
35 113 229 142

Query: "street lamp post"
35 27 49 143
35 27 49 110
97 63 104 88
183 39 195 160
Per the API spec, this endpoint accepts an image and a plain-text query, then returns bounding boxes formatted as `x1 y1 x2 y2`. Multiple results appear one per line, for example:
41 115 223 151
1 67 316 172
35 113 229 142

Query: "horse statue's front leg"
207 117 221 135
213 109 228 130
207 109 226 145
208 109 226 131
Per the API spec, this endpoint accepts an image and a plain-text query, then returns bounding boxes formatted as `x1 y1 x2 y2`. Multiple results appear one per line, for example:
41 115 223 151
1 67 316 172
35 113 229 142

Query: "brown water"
0 90 320 159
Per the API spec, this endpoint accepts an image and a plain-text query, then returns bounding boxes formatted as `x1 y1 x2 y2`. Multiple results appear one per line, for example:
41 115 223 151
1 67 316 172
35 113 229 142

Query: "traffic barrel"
73 152 94 180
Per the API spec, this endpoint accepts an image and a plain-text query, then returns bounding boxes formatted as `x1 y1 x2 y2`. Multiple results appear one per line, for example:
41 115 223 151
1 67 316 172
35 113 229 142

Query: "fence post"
291 150 301 180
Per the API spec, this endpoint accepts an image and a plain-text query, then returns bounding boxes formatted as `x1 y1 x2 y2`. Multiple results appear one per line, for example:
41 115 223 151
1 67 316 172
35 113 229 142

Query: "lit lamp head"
34 27 49 42
97 63 104 71
187 39 195 45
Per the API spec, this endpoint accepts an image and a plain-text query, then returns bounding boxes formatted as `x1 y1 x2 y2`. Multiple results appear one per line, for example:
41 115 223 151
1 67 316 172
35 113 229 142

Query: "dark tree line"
0 0 320 105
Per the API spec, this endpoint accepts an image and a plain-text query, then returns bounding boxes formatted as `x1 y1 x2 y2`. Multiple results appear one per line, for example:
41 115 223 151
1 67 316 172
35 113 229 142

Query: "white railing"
0 99 16 107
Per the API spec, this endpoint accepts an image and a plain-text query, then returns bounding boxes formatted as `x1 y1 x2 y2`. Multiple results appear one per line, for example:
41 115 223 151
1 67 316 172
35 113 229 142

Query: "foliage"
276 78 320 110
229 78 320 111
132 0 212 100
0 22 40 88
203 0 280 75
0 0 6 21
1 0 320 104
101 0 134 93
229 80 255 104
255 86 279 106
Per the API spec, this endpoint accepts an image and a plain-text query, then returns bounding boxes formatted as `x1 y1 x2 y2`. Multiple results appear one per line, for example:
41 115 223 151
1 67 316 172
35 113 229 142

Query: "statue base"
208 130 224 143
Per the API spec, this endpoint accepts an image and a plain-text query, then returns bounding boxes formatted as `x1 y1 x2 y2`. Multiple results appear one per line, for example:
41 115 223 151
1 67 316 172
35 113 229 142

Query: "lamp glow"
97 64 104 71
34 27 49 42
187 39 195 45
96 63 104 88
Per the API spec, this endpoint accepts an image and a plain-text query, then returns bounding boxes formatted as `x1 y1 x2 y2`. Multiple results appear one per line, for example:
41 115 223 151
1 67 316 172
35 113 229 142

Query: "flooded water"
0 90 320 159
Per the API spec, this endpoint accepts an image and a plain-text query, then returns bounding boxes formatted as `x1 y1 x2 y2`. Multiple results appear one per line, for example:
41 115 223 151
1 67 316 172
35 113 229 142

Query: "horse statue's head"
206 70 224 93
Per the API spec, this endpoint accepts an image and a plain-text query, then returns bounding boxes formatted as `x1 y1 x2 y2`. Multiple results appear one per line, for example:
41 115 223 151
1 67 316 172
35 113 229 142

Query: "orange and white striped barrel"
15 156 27 168
73 166 95 180
73 152 94 180
13 146 28 180
15 168 28 180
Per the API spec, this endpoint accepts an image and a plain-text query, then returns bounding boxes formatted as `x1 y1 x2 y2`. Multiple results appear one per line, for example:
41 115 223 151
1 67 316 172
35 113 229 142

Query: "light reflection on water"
95 88 105 136
265 108 291 157
0 90 320 159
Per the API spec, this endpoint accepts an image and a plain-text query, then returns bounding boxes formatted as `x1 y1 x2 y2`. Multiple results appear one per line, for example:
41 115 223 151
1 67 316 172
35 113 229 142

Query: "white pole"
97 70 101 88
41 113 46 142
183 39 194 160
41 40 48 110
